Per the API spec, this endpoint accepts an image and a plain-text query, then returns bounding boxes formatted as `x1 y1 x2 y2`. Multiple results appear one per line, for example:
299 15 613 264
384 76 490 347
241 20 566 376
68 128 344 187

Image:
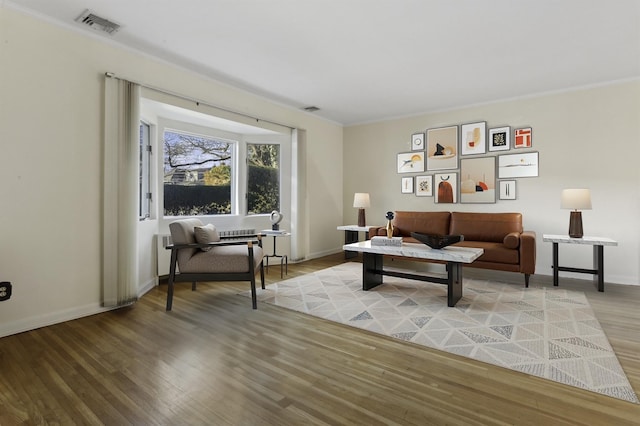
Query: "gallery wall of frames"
397 122 536 204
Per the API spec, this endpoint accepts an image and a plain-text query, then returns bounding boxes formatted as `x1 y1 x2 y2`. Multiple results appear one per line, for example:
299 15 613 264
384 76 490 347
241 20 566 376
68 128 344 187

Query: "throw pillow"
503 232 520 249
194 224 220 251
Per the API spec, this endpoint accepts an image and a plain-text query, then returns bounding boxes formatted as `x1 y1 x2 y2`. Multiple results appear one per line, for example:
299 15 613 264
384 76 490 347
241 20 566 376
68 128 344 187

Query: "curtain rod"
105 72 295 131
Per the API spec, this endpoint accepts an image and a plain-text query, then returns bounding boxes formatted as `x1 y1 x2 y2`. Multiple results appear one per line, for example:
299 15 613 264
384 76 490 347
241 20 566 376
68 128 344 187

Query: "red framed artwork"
514 127 532 149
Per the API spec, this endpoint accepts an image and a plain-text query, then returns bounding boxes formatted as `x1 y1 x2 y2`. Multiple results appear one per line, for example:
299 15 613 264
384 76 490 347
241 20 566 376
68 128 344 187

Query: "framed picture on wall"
460 121 487 155
489 126 511 152
397 152 425 173
415 175 433 197
498 152 539 178
460 157 496 203
411 132 425 151
434 173 458 203
426 125 458 171
514 127 533 148
401 176 414 194
499 180 517 200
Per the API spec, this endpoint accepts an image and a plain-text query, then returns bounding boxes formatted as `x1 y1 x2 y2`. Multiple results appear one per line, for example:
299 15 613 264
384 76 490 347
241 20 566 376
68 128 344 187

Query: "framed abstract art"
489 126 510 152
434 173 458 203
426 126 458 171
460 121 486 155
415 175 433 197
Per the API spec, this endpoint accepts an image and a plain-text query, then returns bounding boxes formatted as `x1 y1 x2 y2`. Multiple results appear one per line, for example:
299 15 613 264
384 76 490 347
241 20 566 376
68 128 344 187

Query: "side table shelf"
542 234 618 292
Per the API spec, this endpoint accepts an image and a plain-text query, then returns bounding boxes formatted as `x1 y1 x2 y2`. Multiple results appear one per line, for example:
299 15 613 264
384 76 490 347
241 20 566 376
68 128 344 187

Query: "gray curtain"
103 75 140 307
290 129 307 262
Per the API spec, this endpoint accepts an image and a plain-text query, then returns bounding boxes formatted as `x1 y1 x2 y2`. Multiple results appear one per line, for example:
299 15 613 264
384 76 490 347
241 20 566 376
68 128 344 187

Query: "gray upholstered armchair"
166 219 265 311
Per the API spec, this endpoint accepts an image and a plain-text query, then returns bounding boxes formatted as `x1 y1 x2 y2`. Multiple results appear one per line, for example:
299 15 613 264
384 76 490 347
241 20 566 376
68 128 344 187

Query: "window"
247 143 280 215
139 121 151 219
163 129 235 216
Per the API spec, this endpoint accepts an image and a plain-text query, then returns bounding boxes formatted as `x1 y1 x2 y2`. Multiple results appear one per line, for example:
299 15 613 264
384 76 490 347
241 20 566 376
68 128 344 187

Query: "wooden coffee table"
343 241 483 307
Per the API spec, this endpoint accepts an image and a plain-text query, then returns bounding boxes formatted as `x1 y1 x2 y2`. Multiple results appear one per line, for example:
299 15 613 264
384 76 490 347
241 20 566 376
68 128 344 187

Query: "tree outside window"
163 130 234 216
247 143 280 215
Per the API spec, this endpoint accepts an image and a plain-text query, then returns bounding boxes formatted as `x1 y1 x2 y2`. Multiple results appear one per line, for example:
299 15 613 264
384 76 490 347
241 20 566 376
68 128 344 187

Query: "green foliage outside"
164 185 231 216
247 164 279 214
204 164 231 185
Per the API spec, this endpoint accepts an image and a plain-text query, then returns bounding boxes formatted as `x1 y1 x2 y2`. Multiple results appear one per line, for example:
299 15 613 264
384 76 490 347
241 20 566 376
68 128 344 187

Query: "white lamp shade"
561 189 592 210
353 193 370 208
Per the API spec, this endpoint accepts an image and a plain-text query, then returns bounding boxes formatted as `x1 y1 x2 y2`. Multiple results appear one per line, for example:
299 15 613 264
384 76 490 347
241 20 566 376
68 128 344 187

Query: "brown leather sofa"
368 211 536 286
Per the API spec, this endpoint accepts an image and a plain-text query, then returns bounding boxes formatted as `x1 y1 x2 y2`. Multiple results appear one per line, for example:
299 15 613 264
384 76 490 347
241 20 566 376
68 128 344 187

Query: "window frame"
162 125 238 217
139 120 152 220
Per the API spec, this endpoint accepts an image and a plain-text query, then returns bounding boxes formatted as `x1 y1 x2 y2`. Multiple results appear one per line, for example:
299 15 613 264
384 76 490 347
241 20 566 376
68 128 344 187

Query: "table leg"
594 245 604 292
362 252 383 290
447 262 463 307
280 255 288 279
344 230 358 259
552 242 559 286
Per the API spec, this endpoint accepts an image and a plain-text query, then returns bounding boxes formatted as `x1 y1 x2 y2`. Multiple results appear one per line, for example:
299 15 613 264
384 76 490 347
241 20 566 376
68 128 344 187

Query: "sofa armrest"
368 226 385 239
519 231 536 274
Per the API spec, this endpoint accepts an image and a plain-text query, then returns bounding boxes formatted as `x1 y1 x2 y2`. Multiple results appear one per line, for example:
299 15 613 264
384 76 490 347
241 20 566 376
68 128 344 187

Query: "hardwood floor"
1 253 639 425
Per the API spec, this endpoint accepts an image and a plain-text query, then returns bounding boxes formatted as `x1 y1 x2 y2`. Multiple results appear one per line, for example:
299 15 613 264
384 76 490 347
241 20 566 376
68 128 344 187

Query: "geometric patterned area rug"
247 263 639 403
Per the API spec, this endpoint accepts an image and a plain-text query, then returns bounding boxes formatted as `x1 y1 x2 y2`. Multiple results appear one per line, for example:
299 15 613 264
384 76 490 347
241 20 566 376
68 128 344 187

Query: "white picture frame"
499 180 517 200
411 132 425 151
401 176 414 194
397 152 425 173
498 152 539 178
460 121 487 155
415 175 433 197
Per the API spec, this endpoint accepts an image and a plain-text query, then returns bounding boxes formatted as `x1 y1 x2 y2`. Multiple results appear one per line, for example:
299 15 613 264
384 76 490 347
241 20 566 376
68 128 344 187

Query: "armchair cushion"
182 244 264 273
194 224 221 251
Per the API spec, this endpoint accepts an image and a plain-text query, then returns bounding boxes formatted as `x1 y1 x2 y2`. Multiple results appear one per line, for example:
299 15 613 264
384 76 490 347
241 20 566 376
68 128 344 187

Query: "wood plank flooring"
1 253 639 425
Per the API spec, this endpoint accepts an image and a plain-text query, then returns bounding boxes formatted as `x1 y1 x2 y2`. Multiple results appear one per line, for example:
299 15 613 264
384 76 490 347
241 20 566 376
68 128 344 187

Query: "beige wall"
0 7 343 336
344 80 640 285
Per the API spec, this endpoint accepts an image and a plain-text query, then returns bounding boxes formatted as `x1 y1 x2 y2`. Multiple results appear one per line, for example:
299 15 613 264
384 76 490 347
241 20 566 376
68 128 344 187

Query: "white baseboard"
0 302 113 339
306 247 343 261
0 279 161 339
138 277 158 296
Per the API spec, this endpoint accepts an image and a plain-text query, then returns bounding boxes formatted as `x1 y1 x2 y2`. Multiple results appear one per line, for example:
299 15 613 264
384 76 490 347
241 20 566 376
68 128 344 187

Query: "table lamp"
560 189 591 238
353 193 370 227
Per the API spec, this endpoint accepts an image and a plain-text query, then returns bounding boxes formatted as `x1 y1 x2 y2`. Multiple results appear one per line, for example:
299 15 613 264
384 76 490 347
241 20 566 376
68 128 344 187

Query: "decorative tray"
410 232 463 249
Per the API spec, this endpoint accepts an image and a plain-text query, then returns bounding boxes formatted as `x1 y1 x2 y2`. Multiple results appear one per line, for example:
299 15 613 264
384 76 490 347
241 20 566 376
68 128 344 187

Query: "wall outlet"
0 282 12 301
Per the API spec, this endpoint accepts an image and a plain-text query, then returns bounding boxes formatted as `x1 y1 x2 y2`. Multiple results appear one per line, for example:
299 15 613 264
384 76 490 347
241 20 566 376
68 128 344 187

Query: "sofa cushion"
455 241 519 265
194 224 221 251
450 212 523 243
393 211 451 237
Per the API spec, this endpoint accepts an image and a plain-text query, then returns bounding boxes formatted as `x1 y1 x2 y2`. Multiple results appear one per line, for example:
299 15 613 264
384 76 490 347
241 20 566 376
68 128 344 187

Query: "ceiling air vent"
75 9 121 35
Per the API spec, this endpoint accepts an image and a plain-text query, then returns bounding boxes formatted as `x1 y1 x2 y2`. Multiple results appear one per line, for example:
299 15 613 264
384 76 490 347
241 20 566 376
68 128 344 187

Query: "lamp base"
568 211 583 238
357 209 366 227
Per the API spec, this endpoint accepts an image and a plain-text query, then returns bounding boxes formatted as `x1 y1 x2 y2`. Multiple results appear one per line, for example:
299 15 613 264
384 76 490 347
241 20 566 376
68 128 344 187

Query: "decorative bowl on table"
410 232 464 249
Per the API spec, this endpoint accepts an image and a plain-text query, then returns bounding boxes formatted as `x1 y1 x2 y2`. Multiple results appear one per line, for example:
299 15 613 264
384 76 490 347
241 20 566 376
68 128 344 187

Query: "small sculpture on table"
270 210 283 231
385 211 394 238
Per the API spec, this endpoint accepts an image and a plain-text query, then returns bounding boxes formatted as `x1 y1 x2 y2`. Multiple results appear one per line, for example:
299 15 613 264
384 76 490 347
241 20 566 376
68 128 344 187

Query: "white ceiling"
9 0 640 125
